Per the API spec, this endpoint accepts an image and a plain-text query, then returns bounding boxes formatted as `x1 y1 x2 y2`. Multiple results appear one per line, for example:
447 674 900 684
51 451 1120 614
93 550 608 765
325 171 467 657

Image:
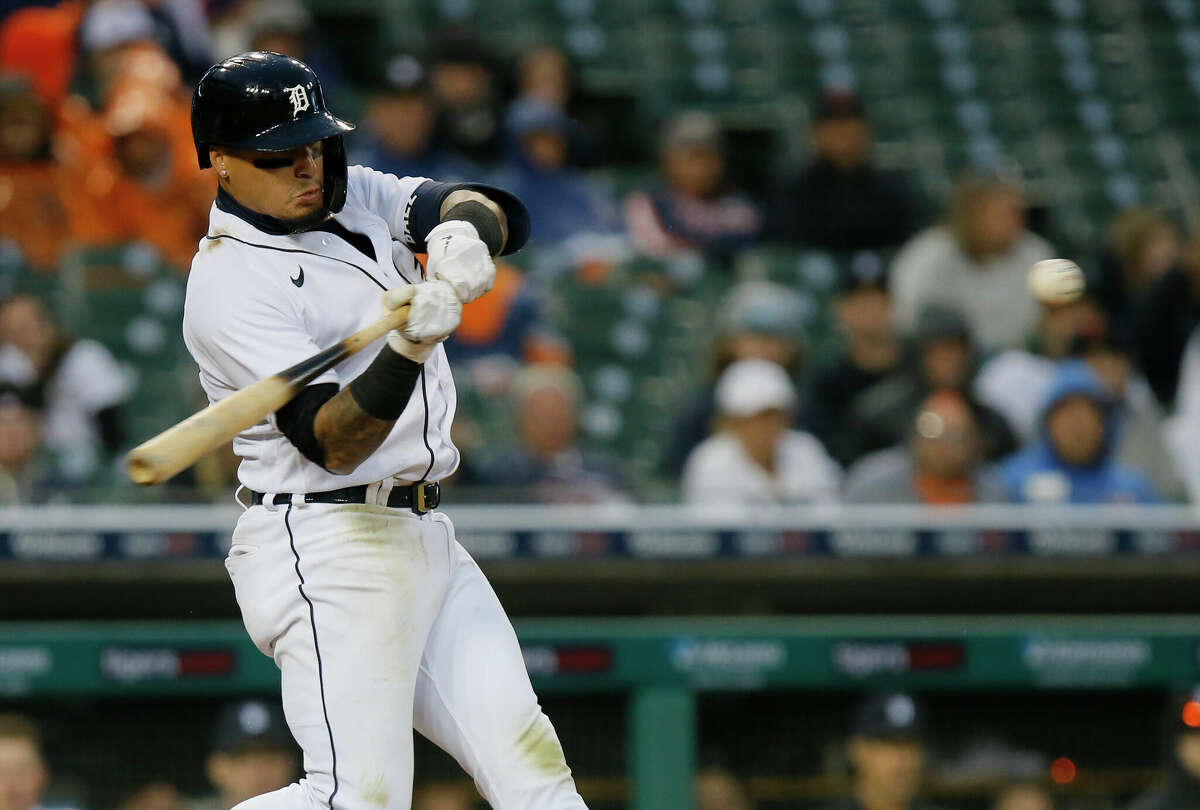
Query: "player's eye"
252 155 294 169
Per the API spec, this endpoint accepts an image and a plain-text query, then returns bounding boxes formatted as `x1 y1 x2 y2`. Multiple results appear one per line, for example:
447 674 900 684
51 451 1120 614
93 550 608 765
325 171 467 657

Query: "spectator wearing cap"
802 256 904 466
350 53 478 183
682 358 840 504
662 280 808 477
0 714 83 810
1000 360 1158 504
1124 688 1200 810
624 111 762 262
993 783 1054 810
426 30 504 164
819 692 943 810
977 294 1182 499
472 366 632 504
844 389 1006 504
186 701 298 810
77 0 210 97
68 62 214 272
890 174 1053 352
497 98 624 251
0 294 132 485
842 306 1016 467
770 88 916 252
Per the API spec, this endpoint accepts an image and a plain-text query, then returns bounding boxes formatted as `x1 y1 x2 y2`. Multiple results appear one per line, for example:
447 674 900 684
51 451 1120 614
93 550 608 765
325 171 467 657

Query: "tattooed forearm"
313 387 395 475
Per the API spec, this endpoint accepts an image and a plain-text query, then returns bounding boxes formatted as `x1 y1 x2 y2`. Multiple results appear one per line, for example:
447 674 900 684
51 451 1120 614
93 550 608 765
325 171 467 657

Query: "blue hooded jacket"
1000 361 1159 503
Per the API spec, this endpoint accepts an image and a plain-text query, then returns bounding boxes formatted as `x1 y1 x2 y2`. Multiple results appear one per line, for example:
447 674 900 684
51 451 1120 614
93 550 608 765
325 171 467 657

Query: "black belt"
251 482 441 514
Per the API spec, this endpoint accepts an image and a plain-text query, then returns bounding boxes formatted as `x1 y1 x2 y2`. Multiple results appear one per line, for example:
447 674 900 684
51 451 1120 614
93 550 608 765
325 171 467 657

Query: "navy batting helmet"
191 51 355 217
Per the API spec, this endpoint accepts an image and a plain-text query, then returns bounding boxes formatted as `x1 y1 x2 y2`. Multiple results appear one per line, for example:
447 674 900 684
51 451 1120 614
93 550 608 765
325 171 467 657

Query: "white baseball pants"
223 500 588 810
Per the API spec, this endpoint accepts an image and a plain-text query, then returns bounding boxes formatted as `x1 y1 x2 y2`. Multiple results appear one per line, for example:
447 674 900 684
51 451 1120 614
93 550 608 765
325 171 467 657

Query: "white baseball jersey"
183 165 459 494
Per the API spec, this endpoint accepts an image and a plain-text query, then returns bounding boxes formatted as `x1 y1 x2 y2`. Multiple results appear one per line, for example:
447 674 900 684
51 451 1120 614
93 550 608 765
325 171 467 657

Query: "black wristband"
348 346 423 421
443 200 505 256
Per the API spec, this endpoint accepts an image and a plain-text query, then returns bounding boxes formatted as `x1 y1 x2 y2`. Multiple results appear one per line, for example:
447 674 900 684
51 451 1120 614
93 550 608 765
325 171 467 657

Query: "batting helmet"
191 51 355 217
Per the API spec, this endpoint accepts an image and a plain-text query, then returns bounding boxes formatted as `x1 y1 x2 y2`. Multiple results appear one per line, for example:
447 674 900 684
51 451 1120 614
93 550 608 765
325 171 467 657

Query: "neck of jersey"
216 187 376 261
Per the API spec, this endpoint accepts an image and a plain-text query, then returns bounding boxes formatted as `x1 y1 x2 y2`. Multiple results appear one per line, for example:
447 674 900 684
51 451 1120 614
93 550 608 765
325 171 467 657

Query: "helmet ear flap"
322 136 348 214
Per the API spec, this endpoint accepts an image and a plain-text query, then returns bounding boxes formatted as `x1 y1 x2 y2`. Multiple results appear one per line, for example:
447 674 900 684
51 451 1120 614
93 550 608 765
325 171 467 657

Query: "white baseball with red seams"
183 165 587 810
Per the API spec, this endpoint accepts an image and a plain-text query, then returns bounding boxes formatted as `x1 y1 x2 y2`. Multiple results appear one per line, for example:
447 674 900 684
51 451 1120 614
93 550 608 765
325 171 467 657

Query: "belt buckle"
413 482 440 515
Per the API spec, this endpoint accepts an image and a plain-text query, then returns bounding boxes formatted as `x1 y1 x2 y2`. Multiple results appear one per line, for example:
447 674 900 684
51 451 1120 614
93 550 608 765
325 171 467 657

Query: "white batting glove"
381 281 462 363
426 220 495 303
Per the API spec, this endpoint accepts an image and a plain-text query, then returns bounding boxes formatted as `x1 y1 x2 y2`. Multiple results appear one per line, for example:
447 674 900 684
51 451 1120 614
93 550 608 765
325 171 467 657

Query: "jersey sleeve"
346 165 531 255
183 269 339 405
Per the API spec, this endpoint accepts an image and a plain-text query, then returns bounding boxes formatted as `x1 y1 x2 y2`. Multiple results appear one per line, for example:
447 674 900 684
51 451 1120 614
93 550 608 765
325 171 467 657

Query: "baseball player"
182 52 587 810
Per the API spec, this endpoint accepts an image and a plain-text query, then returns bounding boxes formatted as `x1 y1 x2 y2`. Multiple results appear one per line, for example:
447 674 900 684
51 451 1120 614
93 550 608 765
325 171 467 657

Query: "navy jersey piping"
205 233 387 290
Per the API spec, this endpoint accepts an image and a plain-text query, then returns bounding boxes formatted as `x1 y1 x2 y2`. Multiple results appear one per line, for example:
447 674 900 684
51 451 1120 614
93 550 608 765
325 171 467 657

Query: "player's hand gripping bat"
126 300 412 485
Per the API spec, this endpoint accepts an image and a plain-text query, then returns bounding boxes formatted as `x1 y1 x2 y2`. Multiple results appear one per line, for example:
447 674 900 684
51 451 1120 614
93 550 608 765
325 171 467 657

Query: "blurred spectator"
186 701 297 810
1093 209 1179 345
426 30 503 164
842 307 1017 466
77 0 209 99
0 715 55 810
695 765 754 810
0 294 132 480
350 53 476 182
770 88 915 251
516 45 570 111
802 255 904 466
994 783 1054 810
72 75 214 271
115 783 185 810
1161 324 1200 502
819 692 942 810
682 358 840 504
1134 231 1200 408
890 174 1053 351
976 296 1181 499
1000 361 1158 504
1124 687 1200 810
445 259 561 359
0 1 86 110
0 394 51 504
473 366 631 503
499 98 623 249
663 281 807 476
624 111 762 261
843 389 1006 504
0 75 82 270
411 780 474 810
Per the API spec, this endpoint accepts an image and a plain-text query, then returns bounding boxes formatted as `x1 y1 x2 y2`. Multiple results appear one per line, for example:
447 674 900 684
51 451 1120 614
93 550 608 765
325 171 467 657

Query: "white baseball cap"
715 358 797 418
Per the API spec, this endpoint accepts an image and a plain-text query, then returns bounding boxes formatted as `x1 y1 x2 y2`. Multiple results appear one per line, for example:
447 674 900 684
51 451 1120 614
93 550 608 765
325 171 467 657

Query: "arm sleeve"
275 382 339 468
346 166 531 255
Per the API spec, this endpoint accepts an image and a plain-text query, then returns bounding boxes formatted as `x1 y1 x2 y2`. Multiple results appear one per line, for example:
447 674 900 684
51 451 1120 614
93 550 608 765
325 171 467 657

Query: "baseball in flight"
1027 258 1085 306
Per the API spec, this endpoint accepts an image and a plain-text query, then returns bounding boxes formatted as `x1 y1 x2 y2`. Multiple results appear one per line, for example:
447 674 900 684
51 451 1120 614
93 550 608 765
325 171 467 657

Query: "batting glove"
382 281 461 363
425 220 495 303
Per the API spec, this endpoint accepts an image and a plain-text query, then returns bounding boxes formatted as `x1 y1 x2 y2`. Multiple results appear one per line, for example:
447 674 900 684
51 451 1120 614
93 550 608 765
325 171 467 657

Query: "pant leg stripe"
285 504 340 810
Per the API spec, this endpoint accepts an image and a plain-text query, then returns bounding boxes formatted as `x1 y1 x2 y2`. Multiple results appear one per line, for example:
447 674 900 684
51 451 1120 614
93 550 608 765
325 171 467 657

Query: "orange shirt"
0 160 80 270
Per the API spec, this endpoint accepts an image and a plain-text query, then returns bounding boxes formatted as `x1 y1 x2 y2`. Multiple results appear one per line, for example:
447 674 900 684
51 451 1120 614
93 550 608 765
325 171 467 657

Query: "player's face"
213 141 325 223
849 737 924 805
0 737 46 810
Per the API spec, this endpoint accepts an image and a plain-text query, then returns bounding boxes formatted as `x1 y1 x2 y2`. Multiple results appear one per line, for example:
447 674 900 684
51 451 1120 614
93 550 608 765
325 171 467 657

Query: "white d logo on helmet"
284 84 311 118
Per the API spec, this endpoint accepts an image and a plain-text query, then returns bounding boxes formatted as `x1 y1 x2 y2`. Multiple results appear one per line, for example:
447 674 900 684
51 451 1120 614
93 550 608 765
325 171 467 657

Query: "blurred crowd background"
6 1 1200 810
5 0 1200 506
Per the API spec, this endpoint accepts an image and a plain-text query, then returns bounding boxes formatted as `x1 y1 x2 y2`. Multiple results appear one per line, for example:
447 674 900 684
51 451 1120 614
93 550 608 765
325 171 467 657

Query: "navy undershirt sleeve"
276 382 340 468
406 180 531 255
